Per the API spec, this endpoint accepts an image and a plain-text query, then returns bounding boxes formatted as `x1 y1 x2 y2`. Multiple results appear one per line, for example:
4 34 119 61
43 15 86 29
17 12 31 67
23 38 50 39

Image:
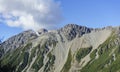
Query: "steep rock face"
0 45 3 58
0 30 38 56
58 24 93 41
1 24 120 72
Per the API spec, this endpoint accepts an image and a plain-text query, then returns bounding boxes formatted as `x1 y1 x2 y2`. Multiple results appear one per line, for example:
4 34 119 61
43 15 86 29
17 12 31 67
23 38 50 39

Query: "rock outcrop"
0 30 38 55
58 24 93 40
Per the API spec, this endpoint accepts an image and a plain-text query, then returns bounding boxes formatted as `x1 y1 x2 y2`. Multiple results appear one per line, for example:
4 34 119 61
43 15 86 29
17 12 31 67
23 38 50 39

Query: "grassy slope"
76 47 92 62
0 37 58 72
0 43 32 72
81 32 120 72
61 50 72 72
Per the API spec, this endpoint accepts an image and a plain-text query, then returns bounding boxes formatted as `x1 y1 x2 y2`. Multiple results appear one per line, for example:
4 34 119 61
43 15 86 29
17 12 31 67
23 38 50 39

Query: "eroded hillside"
0 24 120 72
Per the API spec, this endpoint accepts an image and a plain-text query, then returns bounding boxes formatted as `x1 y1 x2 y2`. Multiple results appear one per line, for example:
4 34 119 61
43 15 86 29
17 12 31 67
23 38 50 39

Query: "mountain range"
0 24 120 72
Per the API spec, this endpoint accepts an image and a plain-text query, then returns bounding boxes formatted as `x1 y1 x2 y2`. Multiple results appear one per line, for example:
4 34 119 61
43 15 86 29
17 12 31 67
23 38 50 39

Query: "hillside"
0 24 120 72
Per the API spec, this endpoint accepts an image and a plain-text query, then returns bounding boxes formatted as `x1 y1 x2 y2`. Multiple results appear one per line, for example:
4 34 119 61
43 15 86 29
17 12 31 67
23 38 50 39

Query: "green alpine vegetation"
61 50 72 72
80 32 120 72
76 46 92 62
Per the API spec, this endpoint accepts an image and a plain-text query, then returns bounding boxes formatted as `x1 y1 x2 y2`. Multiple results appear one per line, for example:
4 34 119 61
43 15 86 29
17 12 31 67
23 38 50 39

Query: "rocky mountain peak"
37 28 48 35
1 30 38 54
58 24 93 40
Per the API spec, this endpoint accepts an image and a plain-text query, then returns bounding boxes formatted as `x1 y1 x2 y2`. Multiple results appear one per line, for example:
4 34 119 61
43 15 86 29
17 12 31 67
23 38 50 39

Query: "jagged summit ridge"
58 24 93 40
0 24 93 54
0 30 38 54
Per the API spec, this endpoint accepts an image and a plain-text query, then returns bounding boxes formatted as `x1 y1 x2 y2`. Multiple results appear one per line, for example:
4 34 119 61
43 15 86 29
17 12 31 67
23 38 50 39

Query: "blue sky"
61 0 120 27
0 0 120 40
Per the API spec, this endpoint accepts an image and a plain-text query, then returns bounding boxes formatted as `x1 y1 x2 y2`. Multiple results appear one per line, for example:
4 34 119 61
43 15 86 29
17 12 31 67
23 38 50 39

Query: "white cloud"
0 0 63 30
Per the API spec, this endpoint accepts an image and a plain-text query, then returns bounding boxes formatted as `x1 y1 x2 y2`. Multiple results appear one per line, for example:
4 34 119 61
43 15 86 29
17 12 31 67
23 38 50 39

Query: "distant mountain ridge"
0 24 120 72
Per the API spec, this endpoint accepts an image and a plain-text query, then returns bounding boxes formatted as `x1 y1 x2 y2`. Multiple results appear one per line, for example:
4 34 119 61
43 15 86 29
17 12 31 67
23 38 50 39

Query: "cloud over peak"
0 0 63 30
